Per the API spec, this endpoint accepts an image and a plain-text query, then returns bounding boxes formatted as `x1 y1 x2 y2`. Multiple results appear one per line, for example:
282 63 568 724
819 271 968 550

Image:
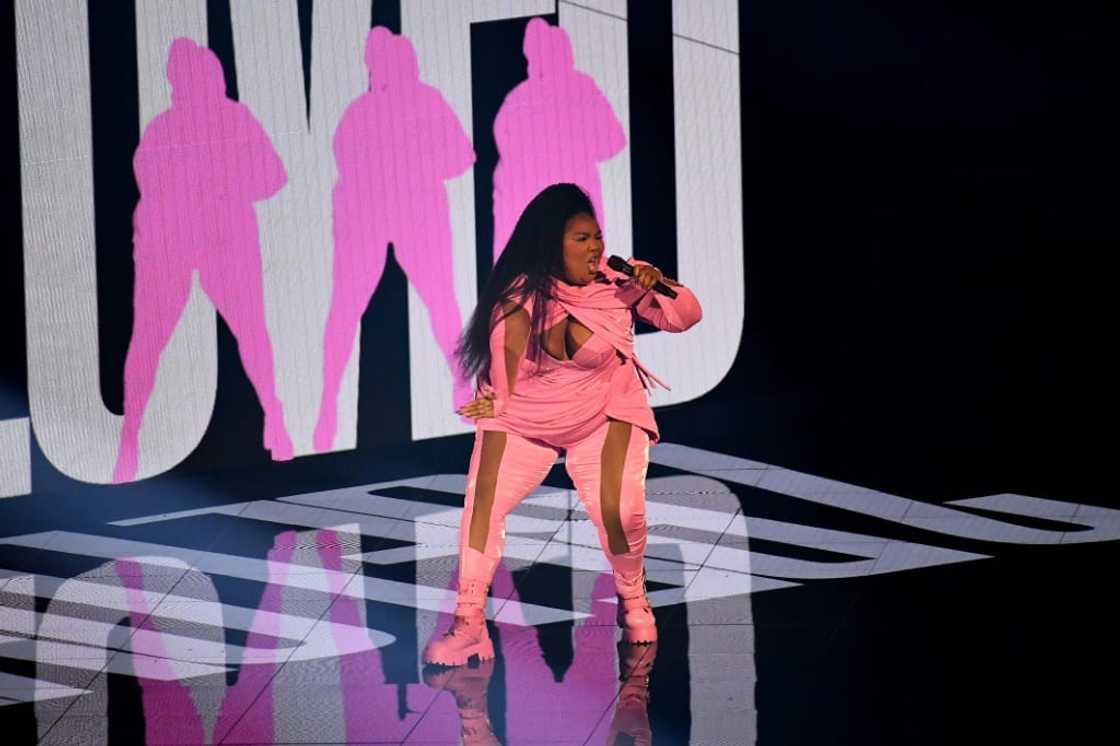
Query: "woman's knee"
601 486 647 554
618 501 646 536
614 482 647 539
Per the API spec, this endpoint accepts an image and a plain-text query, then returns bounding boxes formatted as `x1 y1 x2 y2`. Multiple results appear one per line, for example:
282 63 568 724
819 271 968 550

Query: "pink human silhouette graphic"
113 38 293 483
491 18 626 260
315 27 476 452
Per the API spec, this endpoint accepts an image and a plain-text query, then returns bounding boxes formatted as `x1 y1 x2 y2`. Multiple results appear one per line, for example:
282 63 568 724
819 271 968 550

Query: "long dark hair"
457 183 596 383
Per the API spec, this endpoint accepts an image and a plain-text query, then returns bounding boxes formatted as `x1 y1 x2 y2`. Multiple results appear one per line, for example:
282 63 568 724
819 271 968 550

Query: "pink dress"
476 263 703 449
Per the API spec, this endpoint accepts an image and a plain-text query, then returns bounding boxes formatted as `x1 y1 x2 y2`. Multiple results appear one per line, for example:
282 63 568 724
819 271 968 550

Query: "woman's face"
560 212 603 285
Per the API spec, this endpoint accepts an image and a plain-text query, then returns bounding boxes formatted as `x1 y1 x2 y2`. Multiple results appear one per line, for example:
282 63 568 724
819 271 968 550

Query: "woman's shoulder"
500 275 534 313
489 276 535 329
492 281 570 332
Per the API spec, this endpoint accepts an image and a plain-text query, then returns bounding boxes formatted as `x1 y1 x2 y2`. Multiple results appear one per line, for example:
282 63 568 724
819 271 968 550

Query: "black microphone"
607 255 678 299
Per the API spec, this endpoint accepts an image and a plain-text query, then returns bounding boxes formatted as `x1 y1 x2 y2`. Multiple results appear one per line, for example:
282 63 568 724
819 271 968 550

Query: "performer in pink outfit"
114 38 293 483
491 18 626 262
316 27 477 451
423 184 702 667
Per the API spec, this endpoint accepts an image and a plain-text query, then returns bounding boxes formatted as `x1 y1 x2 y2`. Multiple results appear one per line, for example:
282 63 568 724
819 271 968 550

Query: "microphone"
607 255 678 299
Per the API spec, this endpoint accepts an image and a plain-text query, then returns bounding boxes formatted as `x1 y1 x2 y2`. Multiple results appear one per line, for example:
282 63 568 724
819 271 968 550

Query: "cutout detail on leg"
468 430 507 553
600 419 633 556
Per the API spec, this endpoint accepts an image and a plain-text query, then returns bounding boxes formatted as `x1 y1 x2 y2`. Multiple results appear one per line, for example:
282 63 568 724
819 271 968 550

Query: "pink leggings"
457 419 651 603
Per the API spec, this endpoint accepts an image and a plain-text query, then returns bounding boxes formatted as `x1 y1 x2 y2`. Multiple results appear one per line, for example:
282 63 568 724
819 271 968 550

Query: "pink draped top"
475 262 702 449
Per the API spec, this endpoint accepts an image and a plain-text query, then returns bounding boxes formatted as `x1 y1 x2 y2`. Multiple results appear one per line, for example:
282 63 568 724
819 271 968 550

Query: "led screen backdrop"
7 0 741 489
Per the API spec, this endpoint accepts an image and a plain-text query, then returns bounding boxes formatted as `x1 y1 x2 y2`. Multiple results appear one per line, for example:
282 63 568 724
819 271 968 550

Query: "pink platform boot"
422 578 495 666
616 570 657 644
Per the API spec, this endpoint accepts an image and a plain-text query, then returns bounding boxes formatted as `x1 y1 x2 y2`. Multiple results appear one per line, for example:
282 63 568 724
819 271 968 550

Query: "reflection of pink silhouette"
491 18 626 260
315 527 392 741
114 538 292 743
315 27 476 451
112 37 292 483
501 572 623 738
116 560 209 744
114 528 395 743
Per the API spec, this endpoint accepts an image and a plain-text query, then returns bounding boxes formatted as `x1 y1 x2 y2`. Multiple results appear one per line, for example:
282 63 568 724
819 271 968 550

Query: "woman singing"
423 183 702 666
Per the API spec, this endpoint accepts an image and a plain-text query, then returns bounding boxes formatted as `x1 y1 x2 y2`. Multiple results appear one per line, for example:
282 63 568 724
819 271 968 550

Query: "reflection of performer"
607 642 658 745
113 540 293 744
113 38 292 483
316 27 476 451
424 648 658 746
491 18 625 261
423 183 701 666
423 659 501 745
424 571 659 743
113 528 387 743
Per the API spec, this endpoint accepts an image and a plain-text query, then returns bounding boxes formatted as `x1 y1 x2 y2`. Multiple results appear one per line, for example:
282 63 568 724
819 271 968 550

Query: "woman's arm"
629 260 703 332
481 300 531 416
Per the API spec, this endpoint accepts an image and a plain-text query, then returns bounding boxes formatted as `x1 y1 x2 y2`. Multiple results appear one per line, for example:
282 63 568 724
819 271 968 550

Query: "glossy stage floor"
1 433 1117 745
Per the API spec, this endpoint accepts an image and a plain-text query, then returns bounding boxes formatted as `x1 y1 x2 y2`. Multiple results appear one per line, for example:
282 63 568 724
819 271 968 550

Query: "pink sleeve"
480 295 533 416
629 259 702 332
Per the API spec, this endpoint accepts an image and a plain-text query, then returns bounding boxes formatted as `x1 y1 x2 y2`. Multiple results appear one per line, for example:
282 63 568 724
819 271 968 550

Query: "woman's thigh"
564 420 651 553
465 428 560 550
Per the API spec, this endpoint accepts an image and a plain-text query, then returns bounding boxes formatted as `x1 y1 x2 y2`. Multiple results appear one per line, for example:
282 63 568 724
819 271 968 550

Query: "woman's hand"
633 264 663 290
632 263 682 290
456 394 496 420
